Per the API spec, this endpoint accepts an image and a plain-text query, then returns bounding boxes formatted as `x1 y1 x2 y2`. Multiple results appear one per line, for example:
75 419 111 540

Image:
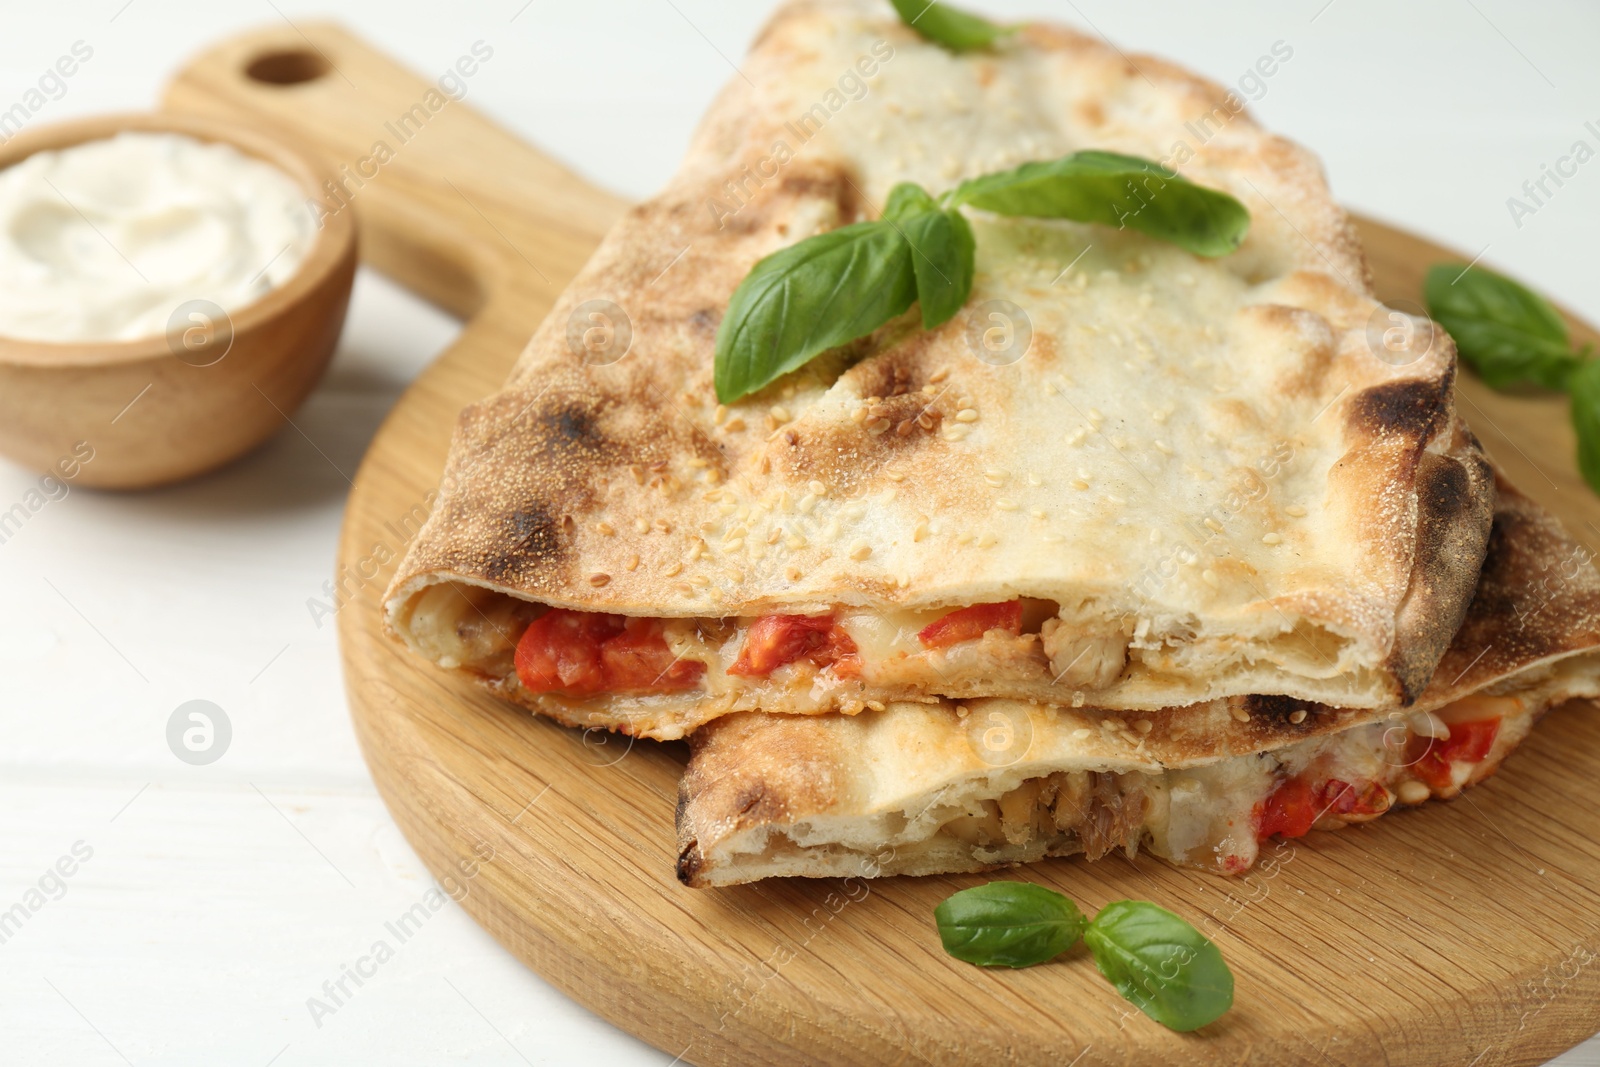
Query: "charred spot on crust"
732 784 769 820
474 392 613 469
1237 694 1323 733
484 504 562 581
541 405 605 454
1385 432 1496 704
469 399 618 583
508 504 559 547
1410 443 1494 587
1417 447 1471 523
1345 371 1452 444
675 841 703 886
1442 490 1571 670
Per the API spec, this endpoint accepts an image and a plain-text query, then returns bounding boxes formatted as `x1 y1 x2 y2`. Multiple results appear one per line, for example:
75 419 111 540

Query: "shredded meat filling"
940 770 1148 859
1078 772 1149 860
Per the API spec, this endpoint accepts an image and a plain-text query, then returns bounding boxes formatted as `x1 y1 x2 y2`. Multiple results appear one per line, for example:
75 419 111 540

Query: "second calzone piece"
384 0 1492 739
677 478 1600 885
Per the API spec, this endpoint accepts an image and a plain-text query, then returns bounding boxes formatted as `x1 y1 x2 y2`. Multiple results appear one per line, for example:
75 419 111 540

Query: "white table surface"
2 1 1597 1064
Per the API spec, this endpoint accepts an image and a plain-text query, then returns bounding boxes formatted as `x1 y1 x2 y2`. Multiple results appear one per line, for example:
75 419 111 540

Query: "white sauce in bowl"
0 131 315 343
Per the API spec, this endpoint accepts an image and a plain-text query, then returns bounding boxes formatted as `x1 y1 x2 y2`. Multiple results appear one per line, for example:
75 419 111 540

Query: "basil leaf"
890 0 1014 53
884 181 939 221
900 207 975 328
948 150 1250 258
934 881 1088 968
1084 900 1234 1032
713 220 915 403
1570 360 1600 496
1424 263 1583 390
882 183 976 329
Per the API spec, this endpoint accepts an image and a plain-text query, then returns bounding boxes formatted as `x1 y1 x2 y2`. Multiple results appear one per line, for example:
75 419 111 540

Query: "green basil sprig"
933 882 1234 1032
934 881 1088 967
1424 264 1587 390
713 219 917 404
1566 360 1600 494
713 181 966 402
890 0 1015 52
948 152 1251 259
1423 262 1600 494
713 153 1250 402
885 181 977 329
1083 900 1235 1033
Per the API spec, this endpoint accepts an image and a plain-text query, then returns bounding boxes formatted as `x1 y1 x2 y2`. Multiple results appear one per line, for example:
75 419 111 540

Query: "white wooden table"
2 1 1596 1063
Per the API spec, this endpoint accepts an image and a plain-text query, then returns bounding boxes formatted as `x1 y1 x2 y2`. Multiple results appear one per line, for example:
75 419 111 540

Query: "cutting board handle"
163 22 625 319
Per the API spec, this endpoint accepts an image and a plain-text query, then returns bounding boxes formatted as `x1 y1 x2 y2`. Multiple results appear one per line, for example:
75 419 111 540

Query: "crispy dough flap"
676 478 1600 885
384 0 1492 721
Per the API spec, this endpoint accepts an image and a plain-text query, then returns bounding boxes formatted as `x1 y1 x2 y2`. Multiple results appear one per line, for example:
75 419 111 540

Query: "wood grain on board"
164 23 1600 1066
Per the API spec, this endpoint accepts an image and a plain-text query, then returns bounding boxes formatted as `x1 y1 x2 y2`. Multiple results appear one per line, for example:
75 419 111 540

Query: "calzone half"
677 479 1600 885
384 0 1492 739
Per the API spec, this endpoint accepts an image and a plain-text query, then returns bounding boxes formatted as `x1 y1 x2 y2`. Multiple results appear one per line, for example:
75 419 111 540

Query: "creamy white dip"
0 131 315 343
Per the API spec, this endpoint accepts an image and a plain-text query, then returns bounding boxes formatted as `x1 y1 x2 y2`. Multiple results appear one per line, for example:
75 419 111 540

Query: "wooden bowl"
0 111 356 489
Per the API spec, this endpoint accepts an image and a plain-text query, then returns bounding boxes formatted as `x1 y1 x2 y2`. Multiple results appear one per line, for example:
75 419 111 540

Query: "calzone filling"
399 584 1350 715
676 692 1540 887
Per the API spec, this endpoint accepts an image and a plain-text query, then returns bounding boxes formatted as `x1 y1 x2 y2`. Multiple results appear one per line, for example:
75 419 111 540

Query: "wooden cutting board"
165 24 1600 1067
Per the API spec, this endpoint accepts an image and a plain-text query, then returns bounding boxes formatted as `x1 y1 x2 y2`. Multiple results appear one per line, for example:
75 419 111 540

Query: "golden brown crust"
1383 421 1496 702
383 0 1490 729
674 710 854 887
1428 472 1600 693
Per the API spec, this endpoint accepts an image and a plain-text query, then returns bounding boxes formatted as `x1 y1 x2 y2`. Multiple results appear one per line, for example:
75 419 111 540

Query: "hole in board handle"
245 49 331 85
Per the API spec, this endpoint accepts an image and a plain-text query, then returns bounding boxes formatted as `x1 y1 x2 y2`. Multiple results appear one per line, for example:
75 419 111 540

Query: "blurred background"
1 1 1596 1063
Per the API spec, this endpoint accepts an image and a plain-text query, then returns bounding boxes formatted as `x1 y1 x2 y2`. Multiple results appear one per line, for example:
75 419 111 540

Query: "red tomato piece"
600 617 704 693
515 610 702 696
1254 775 1389 842
1254 776 1319 841
1437 718 1501 762
1410 718 1501 792
728 614 859 678
515 610 621 695
917 600 1024 650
